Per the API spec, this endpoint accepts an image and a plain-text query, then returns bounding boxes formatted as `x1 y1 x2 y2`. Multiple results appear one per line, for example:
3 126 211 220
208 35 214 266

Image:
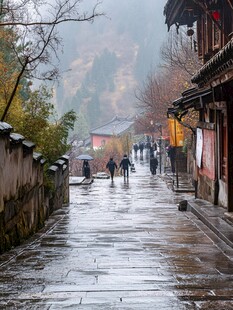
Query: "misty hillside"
55 0 168 137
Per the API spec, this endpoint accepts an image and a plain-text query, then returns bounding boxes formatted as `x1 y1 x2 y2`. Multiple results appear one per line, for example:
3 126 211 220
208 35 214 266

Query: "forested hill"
55 0 167 137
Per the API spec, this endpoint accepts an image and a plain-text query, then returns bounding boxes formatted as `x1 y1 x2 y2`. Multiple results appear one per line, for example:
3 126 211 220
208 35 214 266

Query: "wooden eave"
164 0 224 30
167 87 213 118
192 38 233 87
164 0 199 30
164 0 185 30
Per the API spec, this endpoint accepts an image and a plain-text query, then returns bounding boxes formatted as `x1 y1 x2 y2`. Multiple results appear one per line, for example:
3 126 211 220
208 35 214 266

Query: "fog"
53 0 168 134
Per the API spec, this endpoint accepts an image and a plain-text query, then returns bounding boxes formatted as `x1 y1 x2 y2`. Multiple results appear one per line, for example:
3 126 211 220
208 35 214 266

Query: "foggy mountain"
54 0 168 136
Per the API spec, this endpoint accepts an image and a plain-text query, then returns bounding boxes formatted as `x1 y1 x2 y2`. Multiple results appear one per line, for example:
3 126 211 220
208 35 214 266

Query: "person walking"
139 142 144 155
167 145 176 174
150 156 158 175
106 157 118 181
120 154 131 178
133 143 139 156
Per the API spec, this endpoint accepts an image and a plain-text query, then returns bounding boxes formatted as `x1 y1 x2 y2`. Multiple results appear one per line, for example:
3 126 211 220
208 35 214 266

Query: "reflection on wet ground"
0 153 233 309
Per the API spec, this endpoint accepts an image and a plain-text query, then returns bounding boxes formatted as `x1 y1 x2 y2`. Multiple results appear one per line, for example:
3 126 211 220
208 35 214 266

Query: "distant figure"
149 145 154 158
83 160 90 178
150 157 158 175
167 145 176 174
153 141 157 151
150 142 157 158
120 154 131 178
133 143 139 155
106 157 118 181
139 142 144 155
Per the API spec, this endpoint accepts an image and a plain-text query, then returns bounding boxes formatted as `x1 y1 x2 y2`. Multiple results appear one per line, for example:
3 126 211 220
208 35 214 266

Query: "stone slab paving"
1 157 233 309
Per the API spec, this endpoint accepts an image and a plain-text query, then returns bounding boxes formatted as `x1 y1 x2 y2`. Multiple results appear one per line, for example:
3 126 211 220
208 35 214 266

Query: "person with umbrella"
106 157 118 181
76 154 93 161
76 154 93 179
83 160 90 178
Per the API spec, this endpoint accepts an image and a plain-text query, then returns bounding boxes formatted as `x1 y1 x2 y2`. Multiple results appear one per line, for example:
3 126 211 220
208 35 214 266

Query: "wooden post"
227 98 233 211
174 119 179 188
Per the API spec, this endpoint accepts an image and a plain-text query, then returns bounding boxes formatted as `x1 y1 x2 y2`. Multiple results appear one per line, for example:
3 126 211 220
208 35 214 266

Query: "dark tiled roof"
164 0 184 29
10 133 25 144
164 0 221 30
0 122 12 133
165 0 222 15
167 87 213 117
164 0 198 30
192 39 233 86
164 0 178 17
90 116 134 136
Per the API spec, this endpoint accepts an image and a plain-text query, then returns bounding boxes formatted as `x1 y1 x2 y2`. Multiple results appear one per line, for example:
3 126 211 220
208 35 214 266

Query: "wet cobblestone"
0 157 233 309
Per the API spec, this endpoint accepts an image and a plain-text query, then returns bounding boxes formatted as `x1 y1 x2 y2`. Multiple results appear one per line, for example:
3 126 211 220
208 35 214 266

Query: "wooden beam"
227 96 233 211
192 0 229 41
227 0 233 10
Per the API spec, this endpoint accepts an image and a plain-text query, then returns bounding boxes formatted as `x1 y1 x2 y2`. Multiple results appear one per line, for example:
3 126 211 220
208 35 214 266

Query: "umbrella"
76 154 94 161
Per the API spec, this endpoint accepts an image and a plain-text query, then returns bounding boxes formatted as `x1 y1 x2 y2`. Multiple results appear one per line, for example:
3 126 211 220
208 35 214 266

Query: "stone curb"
188 199 233 249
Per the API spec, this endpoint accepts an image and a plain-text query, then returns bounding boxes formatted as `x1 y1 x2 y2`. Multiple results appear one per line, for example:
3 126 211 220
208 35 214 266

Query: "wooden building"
164 0 233 210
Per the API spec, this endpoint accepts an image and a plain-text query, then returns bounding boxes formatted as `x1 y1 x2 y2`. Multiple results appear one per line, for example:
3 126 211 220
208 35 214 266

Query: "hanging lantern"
212 10 220 21
187 28 194 36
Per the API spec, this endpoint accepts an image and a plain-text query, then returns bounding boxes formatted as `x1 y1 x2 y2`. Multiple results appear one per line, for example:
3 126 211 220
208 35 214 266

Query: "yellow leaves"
184 81 191 89
0 94 24 125
105 136 124 156
0 45 23 122
103 133 132 163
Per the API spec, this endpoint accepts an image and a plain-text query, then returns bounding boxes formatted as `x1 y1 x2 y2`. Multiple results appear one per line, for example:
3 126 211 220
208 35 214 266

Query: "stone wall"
0 122 69 253
47 155 70 213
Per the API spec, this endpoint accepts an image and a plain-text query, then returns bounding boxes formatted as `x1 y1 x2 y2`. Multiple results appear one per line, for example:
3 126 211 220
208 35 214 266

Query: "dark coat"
106 160 117 172
150 157 158 168
120 157 131 170
150 157 158 175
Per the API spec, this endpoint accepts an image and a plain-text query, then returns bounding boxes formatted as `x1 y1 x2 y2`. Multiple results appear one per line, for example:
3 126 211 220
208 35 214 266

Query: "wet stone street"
1 157 233 309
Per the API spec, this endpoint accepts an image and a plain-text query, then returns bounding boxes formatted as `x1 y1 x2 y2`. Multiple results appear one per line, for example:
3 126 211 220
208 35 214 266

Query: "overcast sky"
53 0 169 119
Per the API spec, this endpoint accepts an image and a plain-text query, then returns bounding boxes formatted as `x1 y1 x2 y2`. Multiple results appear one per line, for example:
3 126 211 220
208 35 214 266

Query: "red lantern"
212 10 220 21
187 28 194 36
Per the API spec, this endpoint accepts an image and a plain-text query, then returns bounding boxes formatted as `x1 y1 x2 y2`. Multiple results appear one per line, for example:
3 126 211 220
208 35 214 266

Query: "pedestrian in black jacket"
120 154 131 178
150 157 158 175
106 157 118 181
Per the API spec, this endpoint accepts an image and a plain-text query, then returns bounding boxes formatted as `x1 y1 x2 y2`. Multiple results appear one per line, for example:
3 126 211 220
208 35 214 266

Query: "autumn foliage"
70 134 133 176
135 29 201 145
0 23 77 165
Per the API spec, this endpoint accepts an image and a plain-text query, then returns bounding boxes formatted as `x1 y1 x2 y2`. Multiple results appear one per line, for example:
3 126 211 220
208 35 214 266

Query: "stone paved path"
1 158 233 309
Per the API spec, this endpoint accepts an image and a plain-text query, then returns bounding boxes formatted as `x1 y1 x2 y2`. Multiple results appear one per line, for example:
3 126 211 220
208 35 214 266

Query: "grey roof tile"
90 116 134 136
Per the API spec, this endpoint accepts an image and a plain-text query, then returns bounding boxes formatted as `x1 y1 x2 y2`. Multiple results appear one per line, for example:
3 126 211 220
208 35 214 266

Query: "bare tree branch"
161 28 202 77
0 0 104 121
135 70 174 128
227 0 233 10
0 1 104 26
